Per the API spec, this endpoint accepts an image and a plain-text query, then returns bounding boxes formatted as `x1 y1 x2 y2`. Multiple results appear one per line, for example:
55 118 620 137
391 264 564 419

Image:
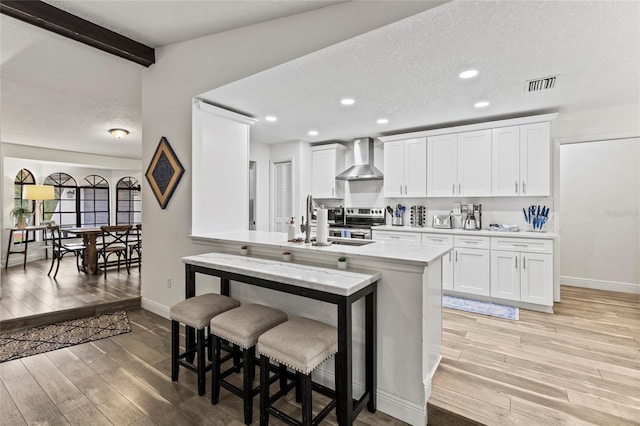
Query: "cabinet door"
520 253 553 306
311 148 336 198
404 137 427 197
442 250 454 291
520 122 550 196
457 130 492 197
453 248 490 296
491 126 520 196
490 250 521 301
427 134 457 197
372 230 421 242
383 140 405 197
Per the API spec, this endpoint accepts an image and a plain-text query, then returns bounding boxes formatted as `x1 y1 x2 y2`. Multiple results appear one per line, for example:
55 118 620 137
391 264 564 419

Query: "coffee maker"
463 204 482 230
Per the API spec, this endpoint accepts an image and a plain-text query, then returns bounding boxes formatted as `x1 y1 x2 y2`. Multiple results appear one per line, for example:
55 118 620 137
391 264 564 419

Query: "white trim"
561 277 640 294
379 113 558 142
194 99 258 125
141 297 170 319
554 132 640 145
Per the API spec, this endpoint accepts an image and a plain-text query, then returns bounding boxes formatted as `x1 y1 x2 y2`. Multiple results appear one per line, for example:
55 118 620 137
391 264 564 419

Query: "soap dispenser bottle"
287 217 296 241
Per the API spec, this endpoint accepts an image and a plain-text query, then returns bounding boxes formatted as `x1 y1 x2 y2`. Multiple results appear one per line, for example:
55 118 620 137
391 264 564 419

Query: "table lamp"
23 184 56 226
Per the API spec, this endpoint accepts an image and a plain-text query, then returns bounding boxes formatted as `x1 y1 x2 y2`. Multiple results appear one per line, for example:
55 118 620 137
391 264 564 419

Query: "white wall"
249 141 270 231
140 2 431 314
560 138 639 292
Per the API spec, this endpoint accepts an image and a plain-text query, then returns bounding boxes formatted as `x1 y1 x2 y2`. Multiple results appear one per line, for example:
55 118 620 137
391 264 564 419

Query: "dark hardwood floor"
1 257 140 331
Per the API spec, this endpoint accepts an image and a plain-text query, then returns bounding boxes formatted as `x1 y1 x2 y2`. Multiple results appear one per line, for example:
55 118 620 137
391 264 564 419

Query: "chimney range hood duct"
336 137 383 181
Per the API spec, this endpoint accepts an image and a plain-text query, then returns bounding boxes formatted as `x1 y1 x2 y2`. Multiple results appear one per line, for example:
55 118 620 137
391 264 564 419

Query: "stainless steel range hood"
336 137 383 181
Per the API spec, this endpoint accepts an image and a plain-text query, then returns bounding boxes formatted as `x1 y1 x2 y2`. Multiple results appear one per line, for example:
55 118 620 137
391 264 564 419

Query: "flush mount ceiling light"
308 130 319 136
459 69 478 79
474 101 490 108
265 116 277 122
109 128 129 139
340 98 355 106
377 118 389 124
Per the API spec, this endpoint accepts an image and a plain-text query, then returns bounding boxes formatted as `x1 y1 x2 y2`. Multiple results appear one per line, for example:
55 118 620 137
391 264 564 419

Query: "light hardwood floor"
428 286 640 426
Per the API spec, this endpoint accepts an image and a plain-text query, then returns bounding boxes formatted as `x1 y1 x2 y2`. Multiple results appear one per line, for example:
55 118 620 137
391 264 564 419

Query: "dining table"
67 227 102 275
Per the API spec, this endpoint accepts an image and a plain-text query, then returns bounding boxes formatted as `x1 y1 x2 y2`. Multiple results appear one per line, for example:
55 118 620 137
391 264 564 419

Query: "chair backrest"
100 225 132 249
47 225 64 249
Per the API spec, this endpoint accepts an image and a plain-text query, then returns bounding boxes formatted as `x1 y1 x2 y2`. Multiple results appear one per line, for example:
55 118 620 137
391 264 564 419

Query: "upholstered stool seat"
170 293 240 396
210 304 287 425
257 317 338 426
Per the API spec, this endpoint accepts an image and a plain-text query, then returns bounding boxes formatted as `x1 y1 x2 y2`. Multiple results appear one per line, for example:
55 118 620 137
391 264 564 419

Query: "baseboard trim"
141 297 170 319
561 276 640 294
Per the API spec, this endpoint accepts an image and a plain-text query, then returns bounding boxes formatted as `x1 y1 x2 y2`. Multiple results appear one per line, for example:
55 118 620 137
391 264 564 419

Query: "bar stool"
170 293 240 396
210 304 288 425
257 317 338 426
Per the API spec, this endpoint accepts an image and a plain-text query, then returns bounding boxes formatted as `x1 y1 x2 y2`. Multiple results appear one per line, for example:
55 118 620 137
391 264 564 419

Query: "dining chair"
98 225 133 278
128 223 142 272
47 225 86 279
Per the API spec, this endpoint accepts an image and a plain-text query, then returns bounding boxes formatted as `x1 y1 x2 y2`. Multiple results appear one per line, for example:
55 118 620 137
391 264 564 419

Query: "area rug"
443 295 519 320
0 311 131 362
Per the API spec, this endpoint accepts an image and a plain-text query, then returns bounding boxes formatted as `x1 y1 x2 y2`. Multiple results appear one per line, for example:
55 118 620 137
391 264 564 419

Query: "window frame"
116 177 141 226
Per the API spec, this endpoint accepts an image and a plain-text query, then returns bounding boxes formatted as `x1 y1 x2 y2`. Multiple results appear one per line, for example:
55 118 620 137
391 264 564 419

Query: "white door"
311 148 336 198
442 250 454 291
520 253 553 306
404 137 427 197
427 134 458 197
454 248 490 296
520 122 551 196
383 140 405 197
490 250 521 301
272 160 293 233
457 130 492 197
491 126 520 196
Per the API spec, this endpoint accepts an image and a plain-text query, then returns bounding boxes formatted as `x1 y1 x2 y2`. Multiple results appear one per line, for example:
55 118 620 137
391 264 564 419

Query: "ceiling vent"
525 75 558 93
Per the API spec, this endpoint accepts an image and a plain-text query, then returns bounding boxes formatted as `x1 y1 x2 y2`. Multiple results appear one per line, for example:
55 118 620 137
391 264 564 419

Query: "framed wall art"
145 136 185 209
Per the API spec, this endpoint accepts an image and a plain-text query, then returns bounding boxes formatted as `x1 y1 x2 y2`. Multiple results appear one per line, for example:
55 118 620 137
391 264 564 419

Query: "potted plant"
10 207 32 229
282 251 292 261
240 245 248 255
337 256 347 270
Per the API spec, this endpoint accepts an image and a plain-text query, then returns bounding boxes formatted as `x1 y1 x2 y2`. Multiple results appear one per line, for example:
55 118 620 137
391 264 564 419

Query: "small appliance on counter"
462 204 482 230
410 205 427 227
432 213 453 229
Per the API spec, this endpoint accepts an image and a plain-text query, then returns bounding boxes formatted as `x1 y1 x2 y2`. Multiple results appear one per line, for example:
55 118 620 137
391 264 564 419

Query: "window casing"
80 175 110 227
44 173 78 229
116 177 141 225
12 169 36 243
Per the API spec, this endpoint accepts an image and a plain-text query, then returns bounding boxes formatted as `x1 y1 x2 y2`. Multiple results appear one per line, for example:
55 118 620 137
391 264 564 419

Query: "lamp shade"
23 184 56 200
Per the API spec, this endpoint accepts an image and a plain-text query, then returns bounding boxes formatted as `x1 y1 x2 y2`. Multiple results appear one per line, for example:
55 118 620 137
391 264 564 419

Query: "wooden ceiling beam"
1 0 155 67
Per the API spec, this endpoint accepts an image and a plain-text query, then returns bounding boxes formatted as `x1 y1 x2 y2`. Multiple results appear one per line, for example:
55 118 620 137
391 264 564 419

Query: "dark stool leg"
171 320 179 381
301 372 312 426
212 335 221 404
295 371 302 403
249 346 256 382
279 364 288 390
233 344 242 372
197 328 206 396
243 347 253 424
260 355 270 426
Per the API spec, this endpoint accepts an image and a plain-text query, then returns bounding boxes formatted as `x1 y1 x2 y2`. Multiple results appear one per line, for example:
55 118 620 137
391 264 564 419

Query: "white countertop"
372 225 558 239
183 252 380 296
190 230 451 267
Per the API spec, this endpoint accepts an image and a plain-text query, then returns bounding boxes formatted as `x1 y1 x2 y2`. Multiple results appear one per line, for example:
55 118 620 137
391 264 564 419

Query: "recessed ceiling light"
377 118 389 124
340 98 355 106
474 101 490 108
308 130 319 136
459 69 478 79
265 116 277 122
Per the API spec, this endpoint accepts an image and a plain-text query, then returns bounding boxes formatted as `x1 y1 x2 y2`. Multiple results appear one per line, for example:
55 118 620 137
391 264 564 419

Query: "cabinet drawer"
423 234 454 246
491 237 552 254
454 235 490 249
372 230 421 242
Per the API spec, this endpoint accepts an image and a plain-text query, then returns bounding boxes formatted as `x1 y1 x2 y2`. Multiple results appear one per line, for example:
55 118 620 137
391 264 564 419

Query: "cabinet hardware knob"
523 256 526 269
459 183 461 194
449 251 452 261
455 251 458 262
400 184 403 195
452 183 455 194
515 256 518 269
523 181 526 193
405 185 407 194
515 181 518 193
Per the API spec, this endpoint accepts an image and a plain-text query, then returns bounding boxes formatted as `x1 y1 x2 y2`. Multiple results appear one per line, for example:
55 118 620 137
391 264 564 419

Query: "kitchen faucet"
302 194 314 243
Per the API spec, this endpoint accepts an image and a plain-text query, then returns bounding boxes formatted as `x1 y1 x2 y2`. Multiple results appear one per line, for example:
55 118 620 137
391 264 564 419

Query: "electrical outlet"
167 277 172 288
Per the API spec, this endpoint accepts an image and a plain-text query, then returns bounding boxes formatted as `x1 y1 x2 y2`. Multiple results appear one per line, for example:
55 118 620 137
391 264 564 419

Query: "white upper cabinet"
427 134 458 197
457 130 492 197
491 122 550 196
311 144 345 198
383 137 427 197
520 122 551 196
427 131 491 197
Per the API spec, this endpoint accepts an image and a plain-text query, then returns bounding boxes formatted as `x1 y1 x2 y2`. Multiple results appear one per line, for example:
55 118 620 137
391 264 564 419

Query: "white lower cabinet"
371 230 421 243
454 247 490 296
423 234 454 290
490 238 553 307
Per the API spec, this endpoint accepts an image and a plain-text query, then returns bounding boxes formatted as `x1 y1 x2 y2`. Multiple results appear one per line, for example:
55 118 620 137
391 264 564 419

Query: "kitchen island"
190 230 450 425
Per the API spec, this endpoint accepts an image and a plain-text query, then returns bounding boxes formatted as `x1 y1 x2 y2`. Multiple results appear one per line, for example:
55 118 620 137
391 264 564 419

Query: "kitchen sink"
328 237 375 246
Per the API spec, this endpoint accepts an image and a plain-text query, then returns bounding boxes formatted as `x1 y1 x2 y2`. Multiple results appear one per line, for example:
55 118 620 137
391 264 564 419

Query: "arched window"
80 175 110 227
44 173 78 229
12 169 36 243
116 177 141 225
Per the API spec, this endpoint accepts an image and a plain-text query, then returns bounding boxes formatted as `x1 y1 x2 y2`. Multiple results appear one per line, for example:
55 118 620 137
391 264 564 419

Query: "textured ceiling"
202 0 640 145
